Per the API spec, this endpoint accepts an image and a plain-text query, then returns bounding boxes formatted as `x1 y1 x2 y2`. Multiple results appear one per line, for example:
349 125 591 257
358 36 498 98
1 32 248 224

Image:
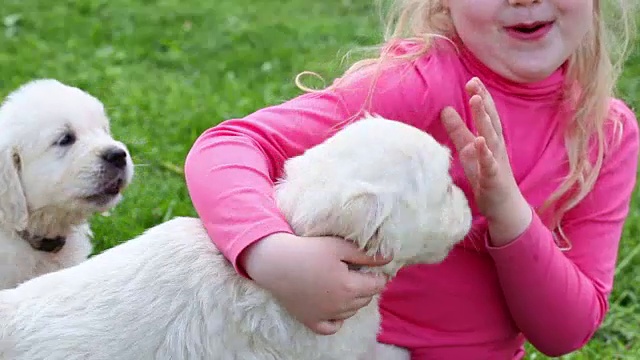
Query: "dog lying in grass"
0 114 471 360
0 79 133 291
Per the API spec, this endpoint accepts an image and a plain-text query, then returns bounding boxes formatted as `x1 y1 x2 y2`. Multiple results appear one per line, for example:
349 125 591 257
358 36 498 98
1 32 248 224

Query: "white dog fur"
0 114 471 359
0 79 134 290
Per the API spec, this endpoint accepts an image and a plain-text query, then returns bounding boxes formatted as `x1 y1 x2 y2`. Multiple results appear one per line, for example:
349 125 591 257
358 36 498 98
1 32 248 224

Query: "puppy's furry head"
275 114 472 276
0 79 133 237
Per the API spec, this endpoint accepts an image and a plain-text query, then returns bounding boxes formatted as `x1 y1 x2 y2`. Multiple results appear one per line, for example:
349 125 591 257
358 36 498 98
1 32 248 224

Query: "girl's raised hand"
440 77 532 245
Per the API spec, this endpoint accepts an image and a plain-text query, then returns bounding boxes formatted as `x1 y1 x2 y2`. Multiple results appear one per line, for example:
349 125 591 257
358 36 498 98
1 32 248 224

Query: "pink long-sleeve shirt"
184 39 639 359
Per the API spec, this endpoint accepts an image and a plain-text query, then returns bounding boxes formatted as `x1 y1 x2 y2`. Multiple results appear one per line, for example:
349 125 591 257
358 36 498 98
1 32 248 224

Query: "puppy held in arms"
0 79 134 290
0 114 471 360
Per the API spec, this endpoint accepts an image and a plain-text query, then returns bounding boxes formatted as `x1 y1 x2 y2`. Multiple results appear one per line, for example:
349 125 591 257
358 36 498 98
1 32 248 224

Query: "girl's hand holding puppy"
239 232 391 335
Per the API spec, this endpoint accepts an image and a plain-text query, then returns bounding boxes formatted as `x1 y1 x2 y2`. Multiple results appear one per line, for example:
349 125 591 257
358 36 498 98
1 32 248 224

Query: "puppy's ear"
0 147 28 231
341 188 393 257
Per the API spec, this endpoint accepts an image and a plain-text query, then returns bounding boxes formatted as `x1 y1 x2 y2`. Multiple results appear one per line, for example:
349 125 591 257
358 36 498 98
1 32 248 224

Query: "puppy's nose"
35 236 66 253
101 147 127 169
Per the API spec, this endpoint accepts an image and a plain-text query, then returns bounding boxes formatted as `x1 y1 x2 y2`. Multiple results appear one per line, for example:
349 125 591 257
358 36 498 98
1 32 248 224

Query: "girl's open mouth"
505 21 554 41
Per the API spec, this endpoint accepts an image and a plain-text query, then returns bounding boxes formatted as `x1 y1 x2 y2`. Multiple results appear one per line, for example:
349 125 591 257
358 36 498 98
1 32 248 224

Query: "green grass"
0 1 638 358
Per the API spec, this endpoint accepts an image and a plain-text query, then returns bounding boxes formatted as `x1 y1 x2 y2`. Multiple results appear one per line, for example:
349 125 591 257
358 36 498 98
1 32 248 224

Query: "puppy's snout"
101 147 127 169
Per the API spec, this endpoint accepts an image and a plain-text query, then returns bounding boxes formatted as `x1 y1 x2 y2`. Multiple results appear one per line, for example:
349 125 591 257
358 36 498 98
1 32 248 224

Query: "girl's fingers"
346 295 375 312
470 78 503 138
441 106 475 153
458 143 480 183
474 137 499 179
331 309 359 321
469 95 500 151
314 320 343 335
333 292 379 322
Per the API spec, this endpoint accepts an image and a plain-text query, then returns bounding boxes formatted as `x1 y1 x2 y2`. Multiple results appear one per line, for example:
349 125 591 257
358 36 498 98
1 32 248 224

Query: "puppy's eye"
447 183 453 194
55 132 76 147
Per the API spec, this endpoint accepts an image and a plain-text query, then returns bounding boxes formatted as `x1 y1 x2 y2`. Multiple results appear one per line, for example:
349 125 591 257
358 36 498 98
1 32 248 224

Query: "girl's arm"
184 49 436 278
486 99 639 356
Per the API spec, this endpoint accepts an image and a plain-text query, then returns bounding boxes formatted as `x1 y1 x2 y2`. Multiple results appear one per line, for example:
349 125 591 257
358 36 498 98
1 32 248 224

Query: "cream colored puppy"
0 114 471 360
0 79 133 290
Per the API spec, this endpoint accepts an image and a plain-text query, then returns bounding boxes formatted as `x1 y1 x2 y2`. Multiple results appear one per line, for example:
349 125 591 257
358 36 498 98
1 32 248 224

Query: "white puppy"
0 114 471 360
0 79 134 290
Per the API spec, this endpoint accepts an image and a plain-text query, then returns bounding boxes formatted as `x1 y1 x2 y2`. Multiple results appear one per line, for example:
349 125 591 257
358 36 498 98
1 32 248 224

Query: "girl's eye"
56 132 76 147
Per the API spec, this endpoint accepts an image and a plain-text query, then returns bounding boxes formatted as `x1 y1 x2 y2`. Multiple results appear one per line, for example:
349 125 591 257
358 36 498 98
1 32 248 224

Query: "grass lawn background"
1 1 638 358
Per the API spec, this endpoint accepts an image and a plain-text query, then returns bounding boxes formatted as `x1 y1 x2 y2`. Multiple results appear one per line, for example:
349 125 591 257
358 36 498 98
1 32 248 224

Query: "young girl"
184 0 639 358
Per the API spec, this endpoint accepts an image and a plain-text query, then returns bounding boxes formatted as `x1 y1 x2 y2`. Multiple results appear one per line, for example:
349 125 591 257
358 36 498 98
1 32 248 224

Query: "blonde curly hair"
297 0 638 249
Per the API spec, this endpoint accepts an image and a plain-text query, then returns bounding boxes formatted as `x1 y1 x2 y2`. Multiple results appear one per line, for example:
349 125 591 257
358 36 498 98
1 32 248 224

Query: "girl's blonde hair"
296 0 638 250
